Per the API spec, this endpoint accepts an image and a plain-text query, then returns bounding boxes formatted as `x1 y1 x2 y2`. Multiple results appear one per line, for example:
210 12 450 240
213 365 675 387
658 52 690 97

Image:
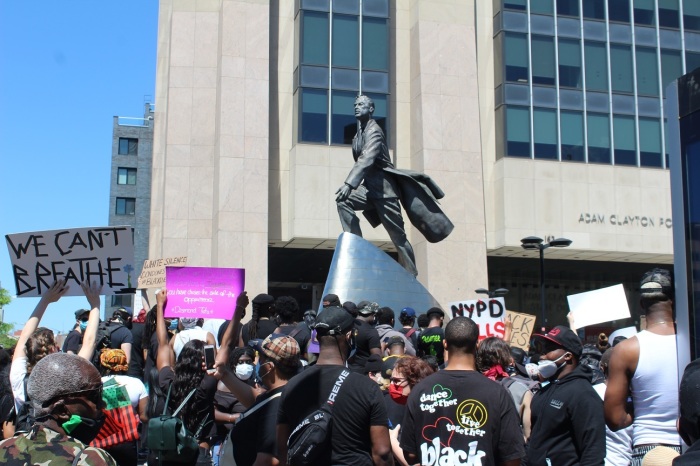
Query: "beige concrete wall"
150 0 270 294
492 158 673 255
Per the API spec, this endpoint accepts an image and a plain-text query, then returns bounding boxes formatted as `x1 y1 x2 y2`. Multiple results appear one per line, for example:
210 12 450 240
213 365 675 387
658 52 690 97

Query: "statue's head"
354 94 374 119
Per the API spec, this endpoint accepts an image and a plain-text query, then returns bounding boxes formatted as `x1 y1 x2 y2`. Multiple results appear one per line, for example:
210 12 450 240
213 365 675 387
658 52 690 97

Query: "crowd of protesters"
0 267 698 466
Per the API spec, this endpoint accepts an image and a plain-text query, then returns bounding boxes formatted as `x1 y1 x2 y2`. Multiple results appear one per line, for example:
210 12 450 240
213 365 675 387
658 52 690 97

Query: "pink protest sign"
164 266 245 319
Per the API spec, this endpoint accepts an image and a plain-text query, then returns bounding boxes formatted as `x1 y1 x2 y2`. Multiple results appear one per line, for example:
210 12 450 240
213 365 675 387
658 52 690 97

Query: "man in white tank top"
604 268 682 466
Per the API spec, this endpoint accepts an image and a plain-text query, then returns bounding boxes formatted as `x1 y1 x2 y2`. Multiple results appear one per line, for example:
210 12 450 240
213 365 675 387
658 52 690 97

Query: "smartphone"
204 345 216 370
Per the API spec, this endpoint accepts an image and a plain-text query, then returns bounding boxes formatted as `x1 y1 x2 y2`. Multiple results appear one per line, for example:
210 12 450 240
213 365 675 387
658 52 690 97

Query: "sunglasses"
390 377 407 386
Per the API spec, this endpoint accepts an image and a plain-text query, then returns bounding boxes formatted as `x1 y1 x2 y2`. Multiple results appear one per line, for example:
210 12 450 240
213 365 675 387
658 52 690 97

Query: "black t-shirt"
400 370 525 466
384 390 405 430
240 319 278 346
278 364 388 466
109 323 134 348
348 319 381 373
276 323 312 355
62 329 82 354
417 327 445 364
230 385 284 466
128 323 145 380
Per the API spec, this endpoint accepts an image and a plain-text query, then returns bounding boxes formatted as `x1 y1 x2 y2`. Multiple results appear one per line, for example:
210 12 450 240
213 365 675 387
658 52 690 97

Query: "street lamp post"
520 236 572 331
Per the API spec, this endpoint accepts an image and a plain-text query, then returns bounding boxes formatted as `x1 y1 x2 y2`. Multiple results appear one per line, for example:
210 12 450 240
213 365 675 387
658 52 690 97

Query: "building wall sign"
578 213 672 228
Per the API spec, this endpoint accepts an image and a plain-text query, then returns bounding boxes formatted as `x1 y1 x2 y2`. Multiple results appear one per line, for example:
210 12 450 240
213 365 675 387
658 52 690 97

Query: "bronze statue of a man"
335 95 454 276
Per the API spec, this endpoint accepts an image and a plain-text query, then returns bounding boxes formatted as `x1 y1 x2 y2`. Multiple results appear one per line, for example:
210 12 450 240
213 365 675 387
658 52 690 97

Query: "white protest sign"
5 226 135 297
566 284 631 330
138 256 188 289
448 297 506 340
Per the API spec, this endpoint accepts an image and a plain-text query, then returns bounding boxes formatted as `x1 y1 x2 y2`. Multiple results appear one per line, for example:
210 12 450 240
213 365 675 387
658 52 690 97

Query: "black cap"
357 301 380 316
75 309 90 319
365 354 383 374
386 336 405 348
322 294 341 307
639 268 673 299
426 307 444 319
533 325 583 358
314 306 355 336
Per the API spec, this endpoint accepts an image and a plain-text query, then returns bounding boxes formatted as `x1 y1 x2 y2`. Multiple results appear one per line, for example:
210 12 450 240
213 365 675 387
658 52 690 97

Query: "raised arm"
155 289 174 370
77 281 102 360
12 280 68 363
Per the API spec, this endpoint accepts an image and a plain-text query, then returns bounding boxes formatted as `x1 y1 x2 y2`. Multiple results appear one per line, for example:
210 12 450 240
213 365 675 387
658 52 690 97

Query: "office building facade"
148 0 692 329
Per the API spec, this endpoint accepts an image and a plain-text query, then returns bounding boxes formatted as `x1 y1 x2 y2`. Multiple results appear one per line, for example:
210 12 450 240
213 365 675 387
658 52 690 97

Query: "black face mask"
61 412 106 444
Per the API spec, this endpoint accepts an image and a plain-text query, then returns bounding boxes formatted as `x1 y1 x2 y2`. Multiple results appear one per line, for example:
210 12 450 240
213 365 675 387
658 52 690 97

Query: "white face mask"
526 352 569 380
235 363 254 381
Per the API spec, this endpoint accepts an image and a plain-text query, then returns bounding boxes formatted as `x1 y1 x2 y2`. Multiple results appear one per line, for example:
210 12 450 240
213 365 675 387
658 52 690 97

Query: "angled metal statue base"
321 232 440 314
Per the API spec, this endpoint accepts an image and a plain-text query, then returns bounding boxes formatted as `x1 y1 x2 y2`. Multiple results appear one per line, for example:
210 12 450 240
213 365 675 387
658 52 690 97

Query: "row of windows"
499 0 700 31
115 197 135 216
296 2 390 146
118 137 138 156
497 32 692 97
498 105 665 167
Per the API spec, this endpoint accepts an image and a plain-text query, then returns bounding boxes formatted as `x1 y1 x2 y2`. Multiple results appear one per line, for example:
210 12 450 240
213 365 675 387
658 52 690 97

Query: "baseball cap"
400 307 416 319
533 325 583 358
426 307 445 318
251 333 300 367
322 294 341 307
314 306 356 336
75 309 90 319
117 306 133 316
357 301 380 316
386 336 405 348
639 268 673 299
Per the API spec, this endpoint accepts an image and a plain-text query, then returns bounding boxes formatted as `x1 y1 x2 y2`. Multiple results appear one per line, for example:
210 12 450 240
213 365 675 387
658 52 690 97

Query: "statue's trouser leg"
374 198 418 277
337 186 368 236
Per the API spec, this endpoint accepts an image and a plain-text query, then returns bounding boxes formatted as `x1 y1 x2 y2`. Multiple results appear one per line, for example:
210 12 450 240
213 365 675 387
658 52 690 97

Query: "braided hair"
25 328 56 375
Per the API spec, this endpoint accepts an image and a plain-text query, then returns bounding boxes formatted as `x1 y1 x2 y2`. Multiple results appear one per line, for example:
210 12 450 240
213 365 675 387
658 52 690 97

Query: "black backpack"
91 321 123 368
14 376 34 433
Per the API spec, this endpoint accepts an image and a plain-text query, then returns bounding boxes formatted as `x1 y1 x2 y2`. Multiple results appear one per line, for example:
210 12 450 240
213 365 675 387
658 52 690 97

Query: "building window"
661 49 682 97
613 115 637 166
583 0 605 20
118 138 138 155
531 0 553 15
111 294 133 308
503 0 527 12
636 47 659 96
533 108 558 159
505 33 529 83
609 0 631 23
560 111 584 162
684 0 700 32
531 35 556 86
295 0 389 145
633 0 655 26
556 0 578 17
117 167 137 185
659 0 679 28
610 45 634 93
558 39 582 88
585 41 608 91
506 106 531 157
686 52 700 74
587 113 611 164
116 197 136 216
639 118 662 167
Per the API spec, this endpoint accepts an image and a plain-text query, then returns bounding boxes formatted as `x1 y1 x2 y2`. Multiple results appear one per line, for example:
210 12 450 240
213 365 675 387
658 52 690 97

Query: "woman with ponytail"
238 294 275 347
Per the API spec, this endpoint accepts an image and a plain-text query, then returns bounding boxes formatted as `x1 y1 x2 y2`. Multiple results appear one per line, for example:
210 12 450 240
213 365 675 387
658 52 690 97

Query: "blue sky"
0 1 159 334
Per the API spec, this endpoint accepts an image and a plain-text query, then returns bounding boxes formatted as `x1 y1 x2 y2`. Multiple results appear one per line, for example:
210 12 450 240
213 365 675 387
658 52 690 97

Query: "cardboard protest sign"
5 226 135 297
567 284 631 330
448 297 506 340
505 310 536 350
138 256 187 289
164 266 245 319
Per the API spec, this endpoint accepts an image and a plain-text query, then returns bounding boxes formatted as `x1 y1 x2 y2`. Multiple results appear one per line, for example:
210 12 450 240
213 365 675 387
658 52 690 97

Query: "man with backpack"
97 307 134 365
276 306 393 466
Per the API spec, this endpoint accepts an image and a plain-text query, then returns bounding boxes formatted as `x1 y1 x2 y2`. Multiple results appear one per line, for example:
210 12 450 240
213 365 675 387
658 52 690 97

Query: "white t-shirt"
172 327 210 359
101 374 148 409
594 382 632 466
9 355 28 412
202 319 226 347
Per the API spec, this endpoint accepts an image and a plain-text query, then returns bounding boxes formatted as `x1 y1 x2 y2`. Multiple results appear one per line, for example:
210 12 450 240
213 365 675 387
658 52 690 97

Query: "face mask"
61 412 106 444
256 362 273 388
388 383 408 405
79 321 88 331
168 319 178 331
235 363 254 381
526 353 569 381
